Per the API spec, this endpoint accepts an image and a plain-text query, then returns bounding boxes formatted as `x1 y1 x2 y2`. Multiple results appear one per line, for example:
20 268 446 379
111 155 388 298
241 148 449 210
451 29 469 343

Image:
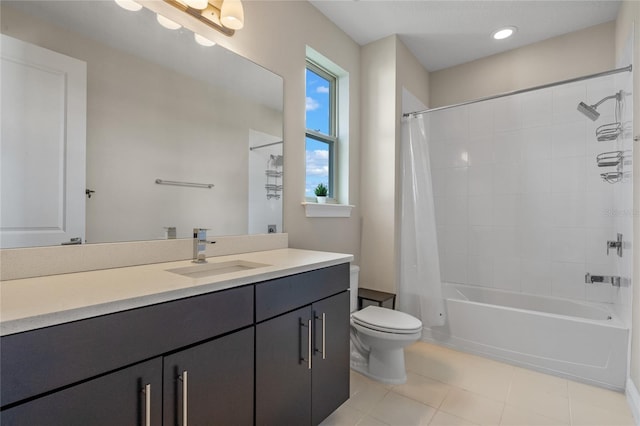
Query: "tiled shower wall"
613 56 634 324
429 74 633 319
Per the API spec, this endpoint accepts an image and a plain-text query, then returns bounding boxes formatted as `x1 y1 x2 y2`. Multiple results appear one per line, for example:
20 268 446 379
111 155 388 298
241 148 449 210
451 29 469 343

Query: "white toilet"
349 266 422 384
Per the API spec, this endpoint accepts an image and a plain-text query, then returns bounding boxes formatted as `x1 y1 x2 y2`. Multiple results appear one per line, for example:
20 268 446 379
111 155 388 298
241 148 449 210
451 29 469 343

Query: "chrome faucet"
193 228 216 263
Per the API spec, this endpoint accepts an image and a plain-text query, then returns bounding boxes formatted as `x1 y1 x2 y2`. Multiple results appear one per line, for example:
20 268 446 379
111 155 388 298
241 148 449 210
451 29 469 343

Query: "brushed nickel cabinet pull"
143 383 151 426
314 312 326 360
321 313 326 360
307 319 312 369
300 318 312 369
179 370 188 426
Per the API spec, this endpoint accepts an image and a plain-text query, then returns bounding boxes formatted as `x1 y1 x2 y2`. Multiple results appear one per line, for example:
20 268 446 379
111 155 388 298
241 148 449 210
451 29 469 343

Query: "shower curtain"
399 114 446 327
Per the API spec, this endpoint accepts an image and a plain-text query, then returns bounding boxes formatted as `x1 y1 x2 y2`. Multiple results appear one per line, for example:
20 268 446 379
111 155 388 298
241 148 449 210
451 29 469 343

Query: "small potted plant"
314 183 328 204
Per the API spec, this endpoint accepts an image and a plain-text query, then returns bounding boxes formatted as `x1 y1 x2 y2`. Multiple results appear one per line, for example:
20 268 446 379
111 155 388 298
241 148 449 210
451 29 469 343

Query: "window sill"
301 202 354 218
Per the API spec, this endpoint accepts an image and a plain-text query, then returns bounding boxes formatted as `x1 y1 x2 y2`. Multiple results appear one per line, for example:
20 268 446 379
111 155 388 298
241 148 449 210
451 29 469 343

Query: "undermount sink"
166 260 270 279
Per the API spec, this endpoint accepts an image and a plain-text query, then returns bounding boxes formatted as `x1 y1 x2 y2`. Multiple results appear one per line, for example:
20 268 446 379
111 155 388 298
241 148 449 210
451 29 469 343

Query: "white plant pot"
316 196 327 204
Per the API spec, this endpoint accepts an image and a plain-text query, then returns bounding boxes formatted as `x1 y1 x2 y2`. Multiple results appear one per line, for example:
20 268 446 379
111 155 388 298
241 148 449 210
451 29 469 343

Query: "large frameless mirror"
1 0 283 248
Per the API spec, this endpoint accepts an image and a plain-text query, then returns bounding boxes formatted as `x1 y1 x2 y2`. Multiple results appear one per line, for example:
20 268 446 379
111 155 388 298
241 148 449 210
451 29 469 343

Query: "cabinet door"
256 306 312 425
163 327 254 426
0 358 162 426
311 291 351 425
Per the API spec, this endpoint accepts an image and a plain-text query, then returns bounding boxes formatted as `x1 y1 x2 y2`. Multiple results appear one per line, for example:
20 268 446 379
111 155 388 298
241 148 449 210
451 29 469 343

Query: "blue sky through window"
305 67 331 196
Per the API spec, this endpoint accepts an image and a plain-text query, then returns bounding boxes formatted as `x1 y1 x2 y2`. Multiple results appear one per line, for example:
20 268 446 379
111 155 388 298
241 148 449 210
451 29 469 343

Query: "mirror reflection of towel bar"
155 179 214 189
249 141 283 151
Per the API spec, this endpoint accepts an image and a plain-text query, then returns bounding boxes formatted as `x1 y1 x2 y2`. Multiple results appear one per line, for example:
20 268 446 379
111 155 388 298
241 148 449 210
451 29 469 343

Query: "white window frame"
306 59 338 199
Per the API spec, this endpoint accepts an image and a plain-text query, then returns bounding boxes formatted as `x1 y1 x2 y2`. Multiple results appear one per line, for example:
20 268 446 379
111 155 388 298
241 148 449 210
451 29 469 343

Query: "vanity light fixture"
184 0 209 9
194 33 216 47
114 0 142 12
156 14 182 30
491 26 517 40
220 0 244 30
163 0 244 36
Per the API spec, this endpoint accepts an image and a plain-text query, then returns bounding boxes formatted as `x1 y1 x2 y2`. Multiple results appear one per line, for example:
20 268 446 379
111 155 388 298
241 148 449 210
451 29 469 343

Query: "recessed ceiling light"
492 26 517 40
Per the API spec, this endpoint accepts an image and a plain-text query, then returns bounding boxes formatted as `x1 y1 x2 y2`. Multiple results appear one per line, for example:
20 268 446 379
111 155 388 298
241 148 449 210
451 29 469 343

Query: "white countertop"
0 248 353 336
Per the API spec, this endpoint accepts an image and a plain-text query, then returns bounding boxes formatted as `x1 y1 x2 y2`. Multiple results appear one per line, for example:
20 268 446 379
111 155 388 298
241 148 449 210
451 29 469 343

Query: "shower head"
576 91 622 121
577 102 600 121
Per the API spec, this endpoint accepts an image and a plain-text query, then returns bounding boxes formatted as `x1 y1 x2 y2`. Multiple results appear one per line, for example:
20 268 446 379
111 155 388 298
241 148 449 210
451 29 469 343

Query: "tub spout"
585 273 620 287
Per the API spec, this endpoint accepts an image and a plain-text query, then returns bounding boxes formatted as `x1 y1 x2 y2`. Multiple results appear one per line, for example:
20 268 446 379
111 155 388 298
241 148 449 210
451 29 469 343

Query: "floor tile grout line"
348 342 634 426
567 380 575 426
497 400 507 426
497 371 514 426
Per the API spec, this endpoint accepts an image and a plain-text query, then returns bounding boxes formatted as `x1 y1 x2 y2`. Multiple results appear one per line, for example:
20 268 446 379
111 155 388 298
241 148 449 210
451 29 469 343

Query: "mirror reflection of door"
1 1 283 247
1 35 87 248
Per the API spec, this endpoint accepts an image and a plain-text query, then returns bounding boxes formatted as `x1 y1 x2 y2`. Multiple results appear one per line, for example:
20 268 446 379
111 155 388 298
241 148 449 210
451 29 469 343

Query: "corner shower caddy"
249 141 284 200
586 89 631 184
265 155 283 200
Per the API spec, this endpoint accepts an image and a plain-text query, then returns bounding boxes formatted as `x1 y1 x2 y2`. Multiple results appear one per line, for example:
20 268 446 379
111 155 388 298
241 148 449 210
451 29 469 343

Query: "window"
305 60 337 198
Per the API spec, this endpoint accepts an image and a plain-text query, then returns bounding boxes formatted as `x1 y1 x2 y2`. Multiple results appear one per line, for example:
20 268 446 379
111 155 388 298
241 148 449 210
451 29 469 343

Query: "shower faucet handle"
606 233 623 257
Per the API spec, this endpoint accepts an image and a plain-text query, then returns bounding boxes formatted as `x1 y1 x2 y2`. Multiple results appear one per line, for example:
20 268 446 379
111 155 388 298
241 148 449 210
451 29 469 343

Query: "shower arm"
590 91 622 108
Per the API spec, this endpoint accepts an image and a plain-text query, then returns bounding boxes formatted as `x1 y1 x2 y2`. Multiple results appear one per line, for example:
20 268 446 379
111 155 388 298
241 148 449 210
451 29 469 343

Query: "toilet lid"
352 306 422 334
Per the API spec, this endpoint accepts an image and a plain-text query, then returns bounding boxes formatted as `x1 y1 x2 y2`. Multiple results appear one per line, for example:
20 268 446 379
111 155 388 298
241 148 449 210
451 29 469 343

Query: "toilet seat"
351 306 422 334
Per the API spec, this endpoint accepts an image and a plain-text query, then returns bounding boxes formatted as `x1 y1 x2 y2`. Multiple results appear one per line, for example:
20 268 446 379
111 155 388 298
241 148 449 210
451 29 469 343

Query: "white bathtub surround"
422 283 629 390
0 233 288 281
399 114 446 327
428 73 633 326
610 60 634 327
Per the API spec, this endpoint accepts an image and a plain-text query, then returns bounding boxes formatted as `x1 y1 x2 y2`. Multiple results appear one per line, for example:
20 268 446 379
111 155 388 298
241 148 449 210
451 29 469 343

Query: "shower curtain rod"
249 141 283 151
403 64 632 118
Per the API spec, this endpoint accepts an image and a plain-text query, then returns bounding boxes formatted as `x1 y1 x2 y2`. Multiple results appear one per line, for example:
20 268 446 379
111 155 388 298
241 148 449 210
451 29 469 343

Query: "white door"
1 34 87 248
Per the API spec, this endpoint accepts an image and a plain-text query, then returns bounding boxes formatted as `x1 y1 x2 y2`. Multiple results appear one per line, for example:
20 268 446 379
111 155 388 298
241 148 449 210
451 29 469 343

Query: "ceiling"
308 0 621 72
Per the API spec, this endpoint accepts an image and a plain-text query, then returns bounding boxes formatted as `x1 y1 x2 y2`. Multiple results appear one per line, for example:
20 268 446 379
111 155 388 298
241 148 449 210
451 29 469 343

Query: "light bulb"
194 33 216 47
114 0 142 11
492 26 517 40
157 14 182 30
220 0 244 30
185 0 208 10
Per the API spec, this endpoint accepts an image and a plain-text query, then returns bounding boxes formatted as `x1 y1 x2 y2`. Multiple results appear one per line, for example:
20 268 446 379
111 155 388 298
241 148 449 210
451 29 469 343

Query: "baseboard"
627 377 640 426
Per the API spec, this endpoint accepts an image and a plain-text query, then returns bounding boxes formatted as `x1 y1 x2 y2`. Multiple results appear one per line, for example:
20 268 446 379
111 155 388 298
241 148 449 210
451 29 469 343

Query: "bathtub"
422 283 629 390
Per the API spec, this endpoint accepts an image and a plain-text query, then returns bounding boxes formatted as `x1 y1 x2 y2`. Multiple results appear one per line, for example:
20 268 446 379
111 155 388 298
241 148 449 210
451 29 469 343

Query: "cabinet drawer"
1 284 253 407
1 358 163 426
255 263 349 322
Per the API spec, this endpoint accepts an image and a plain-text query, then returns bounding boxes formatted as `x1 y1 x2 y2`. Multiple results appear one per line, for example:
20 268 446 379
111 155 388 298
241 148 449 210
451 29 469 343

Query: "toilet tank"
350 265 359 312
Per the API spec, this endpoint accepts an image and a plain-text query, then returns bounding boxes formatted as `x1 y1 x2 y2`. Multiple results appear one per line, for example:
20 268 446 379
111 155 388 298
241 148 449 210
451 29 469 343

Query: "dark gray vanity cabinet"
0 284 254 425
310 291 350 425
255 264 350 426
163 327 254 426
256 305 313 425
0 262 350 426
1 357 163 426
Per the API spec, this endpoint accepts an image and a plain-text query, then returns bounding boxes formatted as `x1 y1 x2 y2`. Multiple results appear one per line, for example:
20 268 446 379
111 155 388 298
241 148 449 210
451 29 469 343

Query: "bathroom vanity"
0 249 352 426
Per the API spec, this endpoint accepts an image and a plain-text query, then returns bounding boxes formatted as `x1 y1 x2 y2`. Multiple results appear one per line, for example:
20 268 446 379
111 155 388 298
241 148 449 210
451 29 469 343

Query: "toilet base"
350 347 408 385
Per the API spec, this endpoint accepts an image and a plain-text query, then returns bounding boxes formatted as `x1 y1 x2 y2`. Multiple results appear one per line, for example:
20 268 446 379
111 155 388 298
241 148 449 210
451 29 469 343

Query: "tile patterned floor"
320 341 636 426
